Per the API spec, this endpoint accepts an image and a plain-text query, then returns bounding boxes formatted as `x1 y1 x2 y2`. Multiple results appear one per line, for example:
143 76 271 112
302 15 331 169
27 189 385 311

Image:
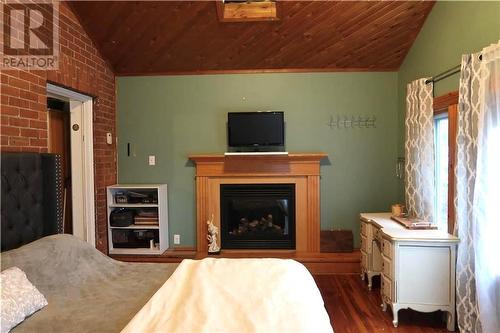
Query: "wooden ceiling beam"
117 66 398 78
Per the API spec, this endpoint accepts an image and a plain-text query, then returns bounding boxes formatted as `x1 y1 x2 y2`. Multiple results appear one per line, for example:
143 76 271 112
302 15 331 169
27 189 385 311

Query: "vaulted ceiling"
69 1 435 75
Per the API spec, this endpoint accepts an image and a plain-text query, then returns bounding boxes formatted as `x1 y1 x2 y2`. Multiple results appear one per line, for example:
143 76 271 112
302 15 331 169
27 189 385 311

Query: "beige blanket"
122 258 333 333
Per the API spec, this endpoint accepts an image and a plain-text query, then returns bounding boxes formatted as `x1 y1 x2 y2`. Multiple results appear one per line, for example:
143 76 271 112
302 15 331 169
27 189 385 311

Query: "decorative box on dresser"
360 213 459 331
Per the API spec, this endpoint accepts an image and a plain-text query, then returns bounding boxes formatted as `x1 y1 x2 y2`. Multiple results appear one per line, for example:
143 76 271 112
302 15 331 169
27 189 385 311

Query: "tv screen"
228 111 284 148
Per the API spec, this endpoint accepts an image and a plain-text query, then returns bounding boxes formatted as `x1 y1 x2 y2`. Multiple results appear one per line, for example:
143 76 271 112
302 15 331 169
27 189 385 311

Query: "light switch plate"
174 234 180 245
106 132 112 145
148 155 155 166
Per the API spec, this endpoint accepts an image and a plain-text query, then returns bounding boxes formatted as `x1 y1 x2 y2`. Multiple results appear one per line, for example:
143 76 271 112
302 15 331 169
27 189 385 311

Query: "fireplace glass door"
220 184 295 249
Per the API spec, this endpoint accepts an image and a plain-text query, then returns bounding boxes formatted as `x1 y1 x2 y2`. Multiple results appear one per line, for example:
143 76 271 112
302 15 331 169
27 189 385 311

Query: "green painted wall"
397 1 500 198
117 73 399 247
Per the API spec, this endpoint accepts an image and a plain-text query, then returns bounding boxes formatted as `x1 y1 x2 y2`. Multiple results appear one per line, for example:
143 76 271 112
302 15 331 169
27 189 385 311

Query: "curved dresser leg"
381 301 387 312
446 310 456 331
368 276 373 291
392 306 399 328
361 272 365 281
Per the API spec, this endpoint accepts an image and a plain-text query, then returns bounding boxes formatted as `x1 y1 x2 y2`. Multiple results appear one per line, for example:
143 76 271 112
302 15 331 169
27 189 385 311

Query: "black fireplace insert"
220 184 295 249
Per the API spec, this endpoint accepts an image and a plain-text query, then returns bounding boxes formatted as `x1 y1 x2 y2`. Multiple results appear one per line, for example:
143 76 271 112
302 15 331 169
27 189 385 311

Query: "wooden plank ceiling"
69 1 435 75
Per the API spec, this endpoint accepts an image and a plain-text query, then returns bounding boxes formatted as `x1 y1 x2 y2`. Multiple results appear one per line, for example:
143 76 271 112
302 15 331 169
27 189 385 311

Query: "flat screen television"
227 111 284 150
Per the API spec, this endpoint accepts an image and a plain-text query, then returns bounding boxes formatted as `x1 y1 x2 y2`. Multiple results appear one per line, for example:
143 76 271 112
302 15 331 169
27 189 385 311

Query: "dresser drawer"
360 221 368 237
361 235 369 253
381 275 393 302
382 238 392 258
375 228 382 243
382 256 392 278
361 251 368 270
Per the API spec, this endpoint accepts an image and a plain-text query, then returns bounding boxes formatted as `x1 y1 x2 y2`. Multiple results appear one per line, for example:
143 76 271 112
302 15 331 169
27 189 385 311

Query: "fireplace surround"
189 153 327 255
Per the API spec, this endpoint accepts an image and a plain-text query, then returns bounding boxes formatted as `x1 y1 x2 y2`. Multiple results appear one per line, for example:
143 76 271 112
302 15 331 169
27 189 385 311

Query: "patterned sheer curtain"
456 50 482 333
455 41 500 333
404 79 435 222
473 42 500 333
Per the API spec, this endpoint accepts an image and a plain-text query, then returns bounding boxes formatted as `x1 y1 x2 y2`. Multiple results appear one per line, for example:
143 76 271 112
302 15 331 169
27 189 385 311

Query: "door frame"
47 83 96 246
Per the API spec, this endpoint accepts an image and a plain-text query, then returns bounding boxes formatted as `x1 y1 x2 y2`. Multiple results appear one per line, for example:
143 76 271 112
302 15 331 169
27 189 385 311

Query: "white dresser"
360 213 459 331
360 212 403 290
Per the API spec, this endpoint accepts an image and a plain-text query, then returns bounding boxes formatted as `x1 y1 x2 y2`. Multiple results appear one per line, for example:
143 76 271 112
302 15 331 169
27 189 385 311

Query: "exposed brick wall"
0 1 116 253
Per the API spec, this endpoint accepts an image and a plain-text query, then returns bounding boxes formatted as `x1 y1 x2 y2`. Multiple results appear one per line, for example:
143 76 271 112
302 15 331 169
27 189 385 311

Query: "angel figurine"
207 214 220 254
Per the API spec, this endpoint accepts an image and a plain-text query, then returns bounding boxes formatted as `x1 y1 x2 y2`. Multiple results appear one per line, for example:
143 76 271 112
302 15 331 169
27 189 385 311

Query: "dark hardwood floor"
314 275 452 333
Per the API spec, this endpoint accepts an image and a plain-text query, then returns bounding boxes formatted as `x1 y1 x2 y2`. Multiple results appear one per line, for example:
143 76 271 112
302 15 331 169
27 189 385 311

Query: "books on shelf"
134 216 159 225
134 210 159 225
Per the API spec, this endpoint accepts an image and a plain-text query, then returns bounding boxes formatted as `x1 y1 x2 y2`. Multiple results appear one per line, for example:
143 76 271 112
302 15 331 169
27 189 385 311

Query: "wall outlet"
173 234 180 245
148 155 156 166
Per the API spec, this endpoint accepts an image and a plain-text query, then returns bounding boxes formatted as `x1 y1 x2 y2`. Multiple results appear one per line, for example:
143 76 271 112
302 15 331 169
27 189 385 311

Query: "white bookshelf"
107 184 168 255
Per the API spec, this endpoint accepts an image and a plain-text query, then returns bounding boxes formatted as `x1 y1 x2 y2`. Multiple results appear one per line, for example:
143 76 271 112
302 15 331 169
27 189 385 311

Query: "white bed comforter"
121 258 333 333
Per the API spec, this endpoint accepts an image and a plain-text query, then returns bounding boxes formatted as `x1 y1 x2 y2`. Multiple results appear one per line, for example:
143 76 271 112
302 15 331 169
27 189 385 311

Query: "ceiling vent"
216 0 279 22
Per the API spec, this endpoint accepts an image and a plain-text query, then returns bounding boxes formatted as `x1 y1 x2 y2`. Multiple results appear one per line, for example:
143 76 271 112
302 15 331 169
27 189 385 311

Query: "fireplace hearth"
220 184 295 249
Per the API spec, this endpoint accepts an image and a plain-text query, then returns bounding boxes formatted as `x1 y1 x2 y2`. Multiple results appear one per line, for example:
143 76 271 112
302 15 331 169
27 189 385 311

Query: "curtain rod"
425 54 482 85
425 65 461 85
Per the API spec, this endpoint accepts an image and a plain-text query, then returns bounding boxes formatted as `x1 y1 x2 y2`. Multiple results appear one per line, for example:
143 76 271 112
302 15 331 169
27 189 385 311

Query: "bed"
1 234 178 333
1 152 333 333
123 257 333 333
1 152 63 251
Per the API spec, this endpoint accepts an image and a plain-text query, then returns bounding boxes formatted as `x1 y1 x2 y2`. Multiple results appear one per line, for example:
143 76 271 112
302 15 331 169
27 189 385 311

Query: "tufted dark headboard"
1 152 63 251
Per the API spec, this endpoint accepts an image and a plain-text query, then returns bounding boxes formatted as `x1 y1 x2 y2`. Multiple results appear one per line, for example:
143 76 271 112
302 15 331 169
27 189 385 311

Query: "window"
433 93 458 233
434 113 448 231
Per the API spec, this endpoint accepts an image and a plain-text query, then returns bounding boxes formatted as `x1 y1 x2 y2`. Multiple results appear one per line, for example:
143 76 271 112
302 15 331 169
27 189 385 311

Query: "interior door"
47 83 96 247
69 100 86 241
48 107 72 233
